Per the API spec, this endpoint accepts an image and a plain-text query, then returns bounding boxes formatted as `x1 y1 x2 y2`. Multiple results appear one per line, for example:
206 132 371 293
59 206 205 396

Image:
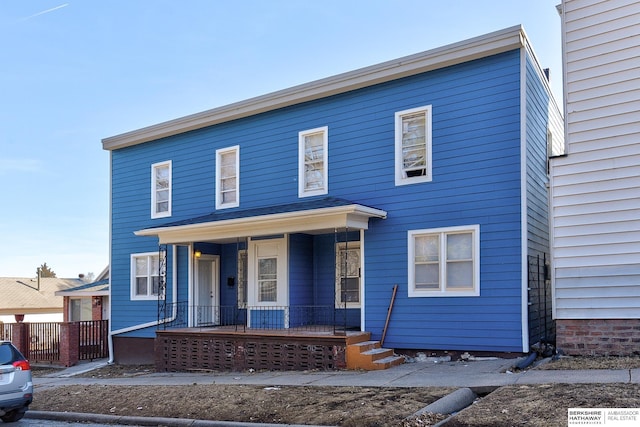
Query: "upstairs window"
299 126 328 197
151 161 171 218
216 146 239 209
395 106 432 185
408 225 480 297
131 252 160 300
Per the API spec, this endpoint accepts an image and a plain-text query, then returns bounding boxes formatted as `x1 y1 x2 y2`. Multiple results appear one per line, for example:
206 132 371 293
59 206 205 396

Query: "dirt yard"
31 356 640 426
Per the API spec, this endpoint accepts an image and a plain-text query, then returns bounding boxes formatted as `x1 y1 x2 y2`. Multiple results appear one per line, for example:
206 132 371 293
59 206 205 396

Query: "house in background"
55 267 110 322
552 0 640 355
0 276 87 325
103 25 563 369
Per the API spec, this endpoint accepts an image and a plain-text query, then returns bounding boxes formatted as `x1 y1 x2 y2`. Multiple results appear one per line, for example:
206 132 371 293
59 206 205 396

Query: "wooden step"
346 339 404 370
372 355 405 370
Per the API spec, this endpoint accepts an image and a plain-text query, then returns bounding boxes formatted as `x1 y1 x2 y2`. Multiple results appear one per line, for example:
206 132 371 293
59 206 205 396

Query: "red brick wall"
556 319 640 356
62 297 70 322
59 322 80 367
92 297 103 320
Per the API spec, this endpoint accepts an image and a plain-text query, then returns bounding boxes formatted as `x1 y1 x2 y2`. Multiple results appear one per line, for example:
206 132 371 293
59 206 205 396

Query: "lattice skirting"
155 331 348 371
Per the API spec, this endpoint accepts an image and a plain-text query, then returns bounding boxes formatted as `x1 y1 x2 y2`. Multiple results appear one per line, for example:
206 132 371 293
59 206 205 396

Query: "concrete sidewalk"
33 356 640 390
27 358 640 427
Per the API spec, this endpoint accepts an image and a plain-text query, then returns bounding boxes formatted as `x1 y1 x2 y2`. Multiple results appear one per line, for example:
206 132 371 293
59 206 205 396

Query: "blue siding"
289 234 314 306
525 52 552 256
109 48 552 352
524 52 555 347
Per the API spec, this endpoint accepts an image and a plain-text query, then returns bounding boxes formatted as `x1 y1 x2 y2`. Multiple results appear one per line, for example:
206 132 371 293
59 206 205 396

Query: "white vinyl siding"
151 161 171 218
130 252 161 300
216 146 239 209
552 0 640 319
298 127 328 197
395 106 432 186
408 225 480 297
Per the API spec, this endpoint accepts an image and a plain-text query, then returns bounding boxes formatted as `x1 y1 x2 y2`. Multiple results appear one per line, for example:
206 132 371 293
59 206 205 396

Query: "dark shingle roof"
149 197 360 230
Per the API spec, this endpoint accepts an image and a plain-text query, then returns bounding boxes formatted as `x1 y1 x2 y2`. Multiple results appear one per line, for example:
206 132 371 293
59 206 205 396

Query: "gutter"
107 245 178 363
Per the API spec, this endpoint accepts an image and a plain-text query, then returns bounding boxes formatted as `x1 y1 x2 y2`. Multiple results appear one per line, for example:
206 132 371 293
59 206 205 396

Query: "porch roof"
135 197 387 244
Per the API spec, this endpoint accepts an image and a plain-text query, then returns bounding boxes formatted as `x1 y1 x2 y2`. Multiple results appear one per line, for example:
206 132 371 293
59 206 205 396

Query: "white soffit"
103 26 526 151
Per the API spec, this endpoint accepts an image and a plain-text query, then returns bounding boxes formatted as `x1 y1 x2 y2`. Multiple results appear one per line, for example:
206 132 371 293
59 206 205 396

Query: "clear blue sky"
0 0 563 279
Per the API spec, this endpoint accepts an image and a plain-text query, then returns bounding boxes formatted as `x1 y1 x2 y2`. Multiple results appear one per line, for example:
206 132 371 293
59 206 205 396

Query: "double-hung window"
151 161 171 218
335 242 361 308
257 257 277 302
216 146 239 209
298 126 328 197
395 106 432 185
408 225 479 297
131 252 161 300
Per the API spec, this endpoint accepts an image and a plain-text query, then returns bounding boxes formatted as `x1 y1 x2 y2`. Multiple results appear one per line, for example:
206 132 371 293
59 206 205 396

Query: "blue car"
0 341 33 423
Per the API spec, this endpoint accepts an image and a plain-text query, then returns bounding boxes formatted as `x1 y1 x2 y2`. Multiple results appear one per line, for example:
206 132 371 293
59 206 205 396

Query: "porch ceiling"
134 197 387 244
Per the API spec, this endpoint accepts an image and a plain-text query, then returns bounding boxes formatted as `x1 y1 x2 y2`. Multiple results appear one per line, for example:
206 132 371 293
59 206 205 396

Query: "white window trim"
151 160 172 219
130 252 162 301
408 224 480 297
395 106 432 186
298 126 328 198
215 145 240 209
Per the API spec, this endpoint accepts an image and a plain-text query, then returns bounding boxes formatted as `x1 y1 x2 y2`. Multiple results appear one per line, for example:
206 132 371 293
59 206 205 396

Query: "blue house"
103 26 563 370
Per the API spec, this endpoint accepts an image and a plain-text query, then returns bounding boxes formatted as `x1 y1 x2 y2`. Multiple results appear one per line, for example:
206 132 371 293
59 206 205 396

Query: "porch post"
343 226 349 333
157 244 167 329
333 228 337 334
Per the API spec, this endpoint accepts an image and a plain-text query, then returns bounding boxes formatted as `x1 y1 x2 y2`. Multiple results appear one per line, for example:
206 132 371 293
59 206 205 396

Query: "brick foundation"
155 330 353 372
556 319 640 356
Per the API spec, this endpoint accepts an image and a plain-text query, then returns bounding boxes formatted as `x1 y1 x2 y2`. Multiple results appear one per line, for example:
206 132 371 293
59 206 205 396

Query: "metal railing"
159 302 359 333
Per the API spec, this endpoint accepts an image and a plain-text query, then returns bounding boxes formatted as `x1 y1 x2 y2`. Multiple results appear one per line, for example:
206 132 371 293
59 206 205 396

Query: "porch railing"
159 302 359 333
78 320 109 361
28 322 61 363
0 322 13 341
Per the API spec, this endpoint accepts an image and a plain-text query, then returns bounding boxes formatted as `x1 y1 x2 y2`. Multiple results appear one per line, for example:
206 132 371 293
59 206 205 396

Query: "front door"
247 237 288 328
195 255 219 326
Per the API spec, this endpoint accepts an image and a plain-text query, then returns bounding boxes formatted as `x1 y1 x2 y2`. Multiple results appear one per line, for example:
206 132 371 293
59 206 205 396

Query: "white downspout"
108 245 179 363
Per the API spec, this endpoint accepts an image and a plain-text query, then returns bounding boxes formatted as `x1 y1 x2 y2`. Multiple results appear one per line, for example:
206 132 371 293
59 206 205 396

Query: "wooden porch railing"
0 322 13 341
8 320 109 366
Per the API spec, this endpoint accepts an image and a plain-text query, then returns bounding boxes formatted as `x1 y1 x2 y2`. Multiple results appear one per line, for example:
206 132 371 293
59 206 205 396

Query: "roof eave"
135 204 388 245
55 290 109 297
103 26 525 151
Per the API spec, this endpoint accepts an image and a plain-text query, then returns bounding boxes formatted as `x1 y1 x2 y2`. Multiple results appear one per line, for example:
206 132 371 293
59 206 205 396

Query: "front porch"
155 302 403 371
155 327 404 372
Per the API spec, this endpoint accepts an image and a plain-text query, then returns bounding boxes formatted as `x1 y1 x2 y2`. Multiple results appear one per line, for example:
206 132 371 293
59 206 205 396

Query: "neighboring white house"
552 0 640 355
